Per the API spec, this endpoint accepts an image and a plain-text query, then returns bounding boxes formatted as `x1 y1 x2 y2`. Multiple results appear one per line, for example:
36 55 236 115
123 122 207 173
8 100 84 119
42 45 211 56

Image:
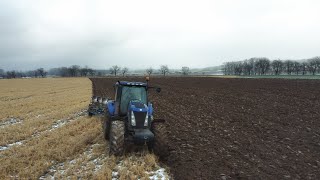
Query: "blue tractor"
103 78 168 156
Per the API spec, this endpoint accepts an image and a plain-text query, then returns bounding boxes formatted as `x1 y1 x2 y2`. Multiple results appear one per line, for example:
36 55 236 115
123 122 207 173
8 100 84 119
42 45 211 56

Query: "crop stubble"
0 78 167 179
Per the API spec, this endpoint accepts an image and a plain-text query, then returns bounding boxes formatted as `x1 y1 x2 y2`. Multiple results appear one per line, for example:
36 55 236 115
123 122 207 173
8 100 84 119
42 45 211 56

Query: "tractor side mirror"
156 88 161 93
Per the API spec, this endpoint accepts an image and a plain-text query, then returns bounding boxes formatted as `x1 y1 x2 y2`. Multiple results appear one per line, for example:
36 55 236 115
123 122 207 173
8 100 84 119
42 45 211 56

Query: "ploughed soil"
90 77 320 180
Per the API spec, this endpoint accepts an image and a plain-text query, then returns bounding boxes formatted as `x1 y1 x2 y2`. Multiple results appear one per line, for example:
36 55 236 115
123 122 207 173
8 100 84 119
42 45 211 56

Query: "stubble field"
91 77 320 180
0 78 168 179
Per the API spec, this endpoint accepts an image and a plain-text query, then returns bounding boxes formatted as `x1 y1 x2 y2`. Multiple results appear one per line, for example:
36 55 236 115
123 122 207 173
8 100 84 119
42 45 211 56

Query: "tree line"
223 57 320 76
0 68 48 79
48 65 95 77
145 65 190 76
108 65 191 76
0 65 96 79
0 64 193 79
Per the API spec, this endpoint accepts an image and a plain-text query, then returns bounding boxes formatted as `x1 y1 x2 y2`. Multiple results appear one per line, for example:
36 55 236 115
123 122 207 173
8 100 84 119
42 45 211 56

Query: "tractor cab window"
120 86 147 115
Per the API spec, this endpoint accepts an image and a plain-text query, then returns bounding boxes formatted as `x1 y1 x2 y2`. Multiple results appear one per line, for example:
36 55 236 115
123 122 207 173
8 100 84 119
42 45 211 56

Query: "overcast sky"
0 0 320 71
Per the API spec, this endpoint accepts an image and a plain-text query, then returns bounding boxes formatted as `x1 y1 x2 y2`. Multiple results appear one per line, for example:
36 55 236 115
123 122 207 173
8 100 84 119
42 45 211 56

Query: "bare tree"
146 67 153 76
255 58 270 75
88 68 95 76
234 61 243 75
37 68 47 78
223 62 230 75
181 66 190 75
243 59 254 75
0 69 4 78
271 60 283 75
6 71 16 78
313 56 320 73
308 58 319 75
160 65 169 76
110 65 121 76
248 58 256 75
223 61 243 75
80 66 90 77
69 65 80 77
292 61 301 75
222 63 227 75
301 62 308 75
122 67 129 76
284 60 294 75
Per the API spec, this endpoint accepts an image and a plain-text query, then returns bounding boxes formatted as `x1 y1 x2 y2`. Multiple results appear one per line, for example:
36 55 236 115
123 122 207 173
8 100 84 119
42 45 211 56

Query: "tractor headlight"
144 112 149 126
131 111 136 126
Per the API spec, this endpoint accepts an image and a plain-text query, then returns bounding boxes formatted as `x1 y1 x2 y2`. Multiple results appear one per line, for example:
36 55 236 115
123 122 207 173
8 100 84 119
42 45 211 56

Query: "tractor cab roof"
116 81 147 87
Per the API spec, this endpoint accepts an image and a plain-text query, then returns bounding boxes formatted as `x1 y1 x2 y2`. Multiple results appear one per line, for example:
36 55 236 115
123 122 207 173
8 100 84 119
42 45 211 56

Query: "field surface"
91 77 320 180
0 78 168 179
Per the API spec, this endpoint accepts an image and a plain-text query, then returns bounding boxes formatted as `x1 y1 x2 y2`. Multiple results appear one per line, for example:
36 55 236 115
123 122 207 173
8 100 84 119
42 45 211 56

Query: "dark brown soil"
90 77 320 180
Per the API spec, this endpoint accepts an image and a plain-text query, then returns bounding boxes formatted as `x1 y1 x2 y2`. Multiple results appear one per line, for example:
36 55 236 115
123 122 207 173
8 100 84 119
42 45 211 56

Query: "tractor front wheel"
151 123 170 160
109 121 125 156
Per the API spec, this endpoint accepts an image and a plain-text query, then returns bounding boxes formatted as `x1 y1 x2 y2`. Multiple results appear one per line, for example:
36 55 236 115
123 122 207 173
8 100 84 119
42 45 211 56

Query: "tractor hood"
129 100 148 112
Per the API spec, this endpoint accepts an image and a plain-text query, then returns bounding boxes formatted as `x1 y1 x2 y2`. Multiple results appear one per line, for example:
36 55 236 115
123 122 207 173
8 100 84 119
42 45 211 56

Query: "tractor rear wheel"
109 121 125 156
103 117 110 140
151 123 170 160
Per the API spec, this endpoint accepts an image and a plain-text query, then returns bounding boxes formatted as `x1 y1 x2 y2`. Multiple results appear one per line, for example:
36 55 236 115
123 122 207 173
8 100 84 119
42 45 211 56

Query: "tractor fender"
107 100 115 116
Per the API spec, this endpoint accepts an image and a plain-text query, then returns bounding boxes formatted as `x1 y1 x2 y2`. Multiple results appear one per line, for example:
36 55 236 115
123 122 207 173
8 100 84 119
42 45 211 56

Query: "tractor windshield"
120 86 147 114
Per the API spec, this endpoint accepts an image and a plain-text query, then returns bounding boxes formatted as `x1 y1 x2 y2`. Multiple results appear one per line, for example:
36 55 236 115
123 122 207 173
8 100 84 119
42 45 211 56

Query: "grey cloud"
1 0 320 71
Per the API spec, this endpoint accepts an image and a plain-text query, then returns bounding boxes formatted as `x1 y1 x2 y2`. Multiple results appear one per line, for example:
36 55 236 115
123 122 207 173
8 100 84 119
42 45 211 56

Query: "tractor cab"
114 81 148 116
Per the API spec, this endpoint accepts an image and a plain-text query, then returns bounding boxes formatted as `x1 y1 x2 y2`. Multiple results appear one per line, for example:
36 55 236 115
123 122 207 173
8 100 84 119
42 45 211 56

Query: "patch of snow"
0 146 8 151
49 119 67 131
0 117 23 128
92 157 104 172
111 160 170 180
40 143 106 179
48 109 87 132
148 168 167 180
39 163 65 180
0 141 24 151
69 159 77 165
0 110 87 152
112 171 119 180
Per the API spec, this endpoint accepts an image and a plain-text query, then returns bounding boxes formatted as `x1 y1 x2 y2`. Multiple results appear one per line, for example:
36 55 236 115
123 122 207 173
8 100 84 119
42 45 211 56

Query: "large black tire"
151 123 170 160
103 117 110 140
109 121 125 156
